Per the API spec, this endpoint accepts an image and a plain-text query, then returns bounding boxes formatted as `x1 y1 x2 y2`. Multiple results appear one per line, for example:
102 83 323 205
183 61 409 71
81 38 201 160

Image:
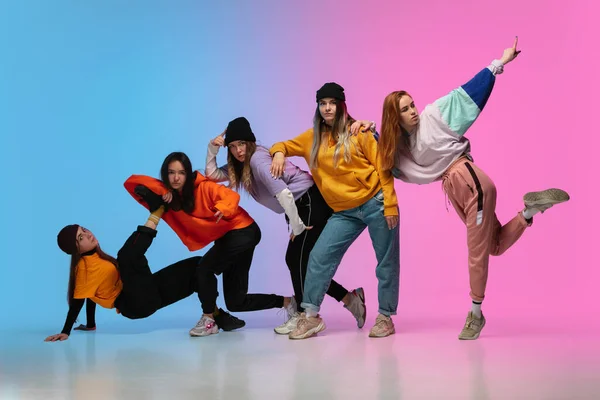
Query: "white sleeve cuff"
275 188 306 235
488 59 504 75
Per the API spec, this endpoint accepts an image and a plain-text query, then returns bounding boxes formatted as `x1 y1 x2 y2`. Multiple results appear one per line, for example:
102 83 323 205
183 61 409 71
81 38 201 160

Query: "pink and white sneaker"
189 315 219 337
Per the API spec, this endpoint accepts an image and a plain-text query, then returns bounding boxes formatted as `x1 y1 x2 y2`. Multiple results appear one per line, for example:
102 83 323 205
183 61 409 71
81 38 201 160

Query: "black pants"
114 226 200 319
196 221 284 314
85 299 96 327
285 184 349 312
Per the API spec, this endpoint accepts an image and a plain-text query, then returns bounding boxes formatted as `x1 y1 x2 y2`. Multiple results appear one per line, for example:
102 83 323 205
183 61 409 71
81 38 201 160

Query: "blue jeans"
300 191 400 316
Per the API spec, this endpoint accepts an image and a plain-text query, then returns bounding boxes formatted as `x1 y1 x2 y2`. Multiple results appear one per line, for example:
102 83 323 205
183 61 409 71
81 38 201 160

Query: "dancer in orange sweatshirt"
125 152 294 337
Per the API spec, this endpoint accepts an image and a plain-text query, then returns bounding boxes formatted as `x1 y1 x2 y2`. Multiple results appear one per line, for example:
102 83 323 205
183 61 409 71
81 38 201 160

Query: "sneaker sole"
523 188 570 207
458 319 486 340
355 287 366 329
189 328 219 337
220 326 245 332
274 326 295 335
289 321 326 340
368 327 395 338
219 322 246 332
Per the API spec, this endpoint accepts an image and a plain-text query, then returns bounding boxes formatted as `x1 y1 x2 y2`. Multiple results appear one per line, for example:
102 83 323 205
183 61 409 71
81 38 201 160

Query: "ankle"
341 293 351 306
144 219 158 229
471 301 483 318
145 205 165 228
283 297 291 308
522 206 539 220
203 313 214 319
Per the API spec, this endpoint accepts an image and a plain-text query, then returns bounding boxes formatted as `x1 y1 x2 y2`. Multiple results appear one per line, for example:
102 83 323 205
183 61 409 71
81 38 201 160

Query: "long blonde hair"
227 142 258 194
310 100 356 169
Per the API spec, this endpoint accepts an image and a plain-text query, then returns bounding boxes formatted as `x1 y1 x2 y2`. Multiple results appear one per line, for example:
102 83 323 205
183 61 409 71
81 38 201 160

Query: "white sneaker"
189 315 219 337
274 313 300 335
274 297 298 335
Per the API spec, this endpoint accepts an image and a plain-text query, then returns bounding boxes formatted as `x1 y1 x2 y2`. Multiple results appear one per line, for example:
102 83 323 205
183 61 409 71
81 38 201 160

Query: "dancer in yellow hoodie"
270 82 399 339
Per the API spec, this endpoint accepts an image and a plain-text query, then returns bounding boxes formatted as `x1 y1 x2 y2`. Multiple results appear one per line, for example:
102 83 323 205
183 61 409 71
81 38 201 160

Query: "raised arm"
433 37 521 137
205 131 229 183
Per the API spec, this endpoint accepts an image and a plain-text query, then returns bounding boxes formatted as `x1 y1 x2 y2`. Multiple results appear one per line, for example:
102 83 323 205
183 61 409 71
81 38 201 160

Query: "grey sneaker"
523 188 570 212
189 315 219 337
344 288 366 328
458 311 486 340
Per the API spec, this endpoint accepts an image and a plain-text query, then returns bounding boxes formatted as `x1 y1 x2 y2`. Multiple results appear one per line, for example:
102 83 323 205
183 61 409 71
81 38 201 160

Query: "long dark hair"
67 246 117 304
160 152 195 213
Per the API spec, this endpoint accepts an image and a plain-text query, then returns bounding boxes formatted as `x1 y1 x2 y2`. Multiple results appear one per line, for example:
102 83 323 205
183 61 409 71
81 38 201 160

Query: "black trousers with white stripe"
285 184 349 312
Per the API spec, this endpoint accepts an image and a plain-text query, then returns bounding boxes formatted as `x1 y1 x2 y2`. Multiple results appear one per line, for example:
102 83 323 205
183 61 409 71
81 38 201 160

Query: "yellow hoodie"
270 128 398 216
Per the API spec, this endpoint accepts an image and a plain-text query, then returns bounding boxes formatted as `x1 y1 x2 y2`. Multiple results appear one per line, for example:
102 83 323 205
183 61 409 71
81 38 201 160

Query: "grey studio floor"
2 309 599 400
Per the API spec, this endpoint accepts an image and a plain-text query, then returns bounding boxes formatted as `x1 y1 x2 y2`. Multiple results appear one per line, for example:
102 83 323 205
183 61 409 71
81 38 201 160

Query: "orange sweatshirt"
73 253 123 309
124 171 254 251
270 129 398 216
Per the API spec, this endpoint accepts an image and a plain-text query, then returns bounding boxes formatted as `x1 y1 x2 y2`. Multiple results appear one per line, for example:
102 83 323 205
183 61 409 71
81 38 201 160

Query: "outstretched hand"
501 36 521 65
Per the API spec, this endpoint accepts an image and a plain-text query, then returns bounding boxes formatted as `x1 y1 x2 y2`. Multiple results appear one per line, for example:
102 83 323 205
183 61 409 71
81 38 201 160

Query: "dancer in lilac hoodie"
204 117 368 335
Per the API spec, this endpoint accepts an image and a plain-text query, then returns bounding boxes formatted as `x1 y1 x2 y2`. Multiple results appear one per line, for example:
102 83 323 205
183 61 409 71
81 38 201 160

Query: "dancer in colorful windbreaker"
270 83 400 340
124 152 294 337
205 116 367 335
377 37 570 340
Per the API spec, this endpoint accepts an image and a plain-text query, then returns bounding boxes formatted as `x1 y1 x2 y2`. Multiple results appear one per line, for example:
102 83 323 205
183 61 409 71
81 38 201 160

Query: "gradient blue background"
1 1 596 335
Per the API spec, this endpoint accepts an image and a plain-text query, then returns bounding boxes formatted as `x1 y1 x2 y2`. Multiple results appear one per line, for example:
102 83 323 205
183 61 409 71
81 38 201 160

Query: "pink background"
245 0 598 324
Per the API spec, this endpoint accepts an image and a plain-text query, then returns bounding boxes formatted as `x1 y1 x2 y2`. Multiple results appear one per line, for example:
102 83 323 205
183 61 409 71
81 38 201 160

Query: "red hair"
379 91 413 171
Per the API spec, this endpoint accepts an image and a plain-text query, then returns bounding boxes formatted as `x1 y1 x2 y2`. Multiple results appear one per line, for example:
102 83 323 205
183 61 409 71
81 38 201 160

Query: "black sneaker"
134 185 165 212
214 309 245 331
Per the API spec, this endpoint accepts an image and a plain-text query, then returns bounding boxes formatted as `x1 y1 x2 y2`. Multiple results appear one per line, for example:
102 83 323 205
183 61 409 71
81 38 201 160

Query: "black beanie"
57 224 80 255
225 117 256 145
316 82 346 102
